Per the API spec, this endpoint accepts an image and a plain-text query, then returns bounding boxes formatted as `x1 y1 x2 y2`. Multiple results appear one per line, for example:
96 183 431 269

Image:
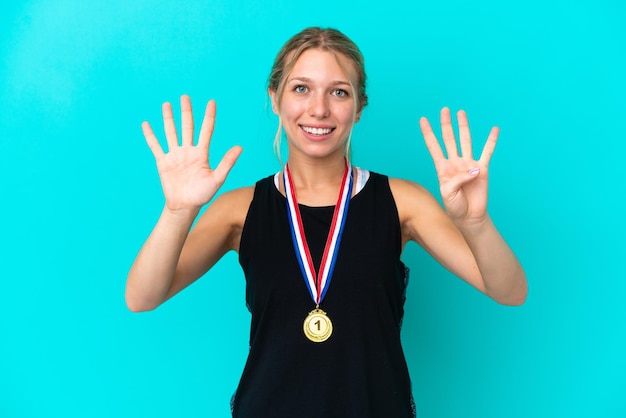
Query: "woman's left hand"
419 107 499 227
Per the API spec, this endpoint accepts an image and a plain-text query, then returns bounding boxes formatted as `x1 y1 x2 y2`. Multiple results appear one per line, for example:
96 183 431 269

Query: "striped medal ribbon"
283 160 353 343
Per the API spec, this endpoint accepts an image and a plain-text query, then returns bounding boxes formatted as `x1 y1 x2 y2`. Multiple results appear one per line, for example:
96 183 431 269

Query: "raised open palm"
419 107 499 226
142 95 242 212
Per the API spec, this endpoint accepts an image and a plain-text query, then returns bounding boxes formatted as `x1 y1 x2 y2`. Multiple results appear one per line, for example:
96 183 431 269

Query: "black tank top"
234 172 415 418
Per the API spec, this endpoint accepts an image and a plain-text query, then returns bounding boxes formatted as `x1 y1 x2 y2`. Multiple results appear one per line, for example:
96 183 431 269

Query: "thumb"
212 145 243 183
440 167 480 196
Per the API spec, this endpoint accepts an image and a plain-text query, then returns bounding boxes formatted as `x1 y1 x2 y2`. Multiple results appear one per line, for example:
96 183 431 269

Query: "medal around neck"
284 161 353 343
303 308 333 342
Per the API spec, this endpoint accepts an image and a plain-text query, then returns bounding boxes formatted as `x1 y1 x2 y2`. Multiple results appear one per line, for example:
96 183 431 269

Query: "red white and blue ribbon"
284 161 353 306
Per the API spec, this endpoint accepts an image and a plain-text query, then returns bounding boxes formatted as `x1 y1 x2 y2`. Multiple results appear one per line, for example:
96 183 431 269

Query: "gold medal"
284 162 352 344
303 308 333 343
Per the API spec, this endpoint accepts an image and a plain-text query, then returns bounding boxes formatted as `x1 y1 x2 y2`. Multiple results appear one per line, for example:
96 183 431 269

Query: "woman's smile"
299 124 335 139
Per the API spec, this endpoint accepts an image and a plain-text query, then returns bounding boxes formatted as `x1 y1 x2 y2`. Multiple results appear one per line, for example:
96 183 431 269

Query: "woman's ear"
268 88 278 114
354 107 362 123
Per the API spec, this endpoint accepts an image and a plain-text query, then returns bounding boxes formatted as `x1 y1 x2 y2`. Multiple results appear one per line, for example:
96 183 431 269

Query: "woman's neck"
283 155 348 206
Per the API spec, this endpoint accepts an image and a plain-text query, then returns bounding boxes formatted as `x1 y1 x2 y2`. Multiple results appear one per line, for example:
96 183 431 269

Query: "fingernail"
469 168 480 176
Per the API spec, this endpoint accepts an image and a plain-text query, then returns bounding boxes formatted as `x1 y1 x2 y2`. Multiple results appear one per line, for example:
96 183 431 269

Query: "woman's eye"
333 89 348 97
294 85 308 93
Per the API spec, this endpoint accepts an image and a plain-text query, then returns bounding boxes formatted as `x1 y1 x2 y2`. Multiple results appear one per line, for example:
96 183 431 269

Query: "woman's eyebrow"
287 76 351 86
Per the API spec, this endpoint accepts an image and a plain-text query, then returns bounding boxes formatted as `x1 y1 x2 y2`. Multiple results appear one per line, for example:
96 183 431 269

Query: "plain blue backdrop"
1 0 625 417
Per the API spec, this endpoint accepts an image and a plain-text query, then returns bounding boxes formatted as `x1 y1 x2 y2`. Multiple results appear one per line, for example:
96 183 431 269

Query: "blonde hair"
268 27 368 163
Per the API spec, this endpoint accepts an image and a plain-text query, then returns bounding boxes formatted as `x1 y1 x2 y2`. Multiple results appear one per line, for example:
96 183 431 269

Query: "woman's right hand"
142 95 242 212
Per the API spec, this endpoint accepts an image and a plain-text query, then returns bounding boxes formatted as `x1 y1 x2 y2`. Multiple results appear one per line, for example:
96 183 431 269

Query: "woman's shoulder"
197 185 255 227
190 184 257 252
354 170 432 202
209 184 254 209
387 177 430 196
386 177 442 222
216 184 256 203
214 172 283 208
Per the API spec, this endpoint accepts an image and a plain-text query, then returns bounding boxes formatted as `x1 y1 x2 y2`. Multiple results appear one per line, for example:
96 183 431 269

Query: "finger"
212 145 243 183
457 110 473 160
479 126 499 166
142 121 165 159
180 94 194 147
419 116 445 163
162 101 179 151
198 100 216 150
440 107 459 158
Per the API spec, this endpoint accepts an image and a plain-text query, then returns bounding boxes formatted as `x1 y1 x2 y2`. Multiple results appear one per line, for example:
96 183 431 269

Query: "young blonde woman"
126 27 527 418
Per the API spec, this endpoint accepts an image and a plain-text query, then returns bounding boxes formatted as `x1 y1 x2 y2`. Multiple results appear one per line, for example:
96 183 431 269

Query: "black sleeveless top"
234 172 415 418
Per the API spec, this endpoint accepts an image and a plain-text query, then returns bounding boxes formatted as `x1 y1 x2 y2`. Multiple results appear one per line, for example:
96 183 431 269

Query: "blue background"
1 1 625 417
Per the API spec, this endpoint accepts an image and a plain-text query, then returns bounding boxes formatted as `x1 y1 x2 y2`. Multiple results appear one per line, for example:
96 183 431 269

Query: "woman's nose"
308 92 330 118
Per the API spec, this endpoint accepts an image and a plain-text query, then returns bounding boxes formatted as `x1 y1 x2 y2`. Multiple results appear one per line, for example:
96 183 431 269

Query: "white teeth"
302 126 332 135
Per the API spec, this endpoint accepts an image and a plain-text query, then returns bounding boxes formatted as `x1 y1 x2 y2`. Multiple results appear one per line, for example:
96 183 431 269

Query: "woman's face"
270 48 361 161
